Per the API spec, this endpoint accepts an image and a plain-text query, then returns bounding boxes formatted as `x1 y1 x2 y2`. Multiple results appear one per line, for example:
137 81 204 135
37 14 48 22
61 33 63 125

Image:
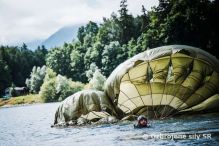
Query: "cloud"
0 0 158 45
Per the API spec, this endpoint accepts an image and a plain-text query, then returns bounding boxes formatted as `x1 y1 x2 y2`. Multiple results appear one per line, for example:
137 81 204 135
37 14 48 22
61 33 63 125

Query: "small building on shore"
4 87 29 98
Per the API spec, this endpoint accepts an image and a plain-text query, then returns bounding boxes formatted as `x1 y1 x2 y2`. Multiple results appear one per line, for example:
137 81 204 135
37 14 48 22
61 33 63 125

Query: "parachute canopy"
54 90 117 125
105 45 219 118
54 45 219 125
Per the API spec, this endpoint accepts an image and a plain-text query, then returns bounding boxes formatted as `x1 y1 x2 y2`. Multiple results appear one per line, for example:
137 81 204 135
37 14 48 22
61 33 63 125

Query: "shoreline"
0 101 60 109
0 102 41 108
0 94 44 108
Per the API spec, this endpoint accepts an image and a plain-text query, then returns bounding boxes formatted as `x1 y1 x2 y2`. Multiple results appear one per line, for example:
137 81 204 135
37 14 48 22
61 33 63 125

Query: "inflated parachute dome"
105 45 219 118
54 45 219 125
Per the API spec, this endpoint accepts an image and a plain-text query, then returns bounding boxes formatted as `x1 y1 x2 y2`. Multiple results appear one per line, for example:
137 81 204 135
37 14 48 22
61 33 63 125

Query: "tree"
139 0 219 58
34 46 48 66
78 21 99 47
118 0 135 44
39 68 57 102
83 32 96 48
56 74 84 101
96 14 121 45
77 26 86 43
0 45 47 90
140 5 150 33
0 60 11 95
39 68 84 102
46 46 72 78
84 42 104 69
127 38 143 57
25 66 46 93
86 63 98 81
89 69 106 91
85 21 99 35
101 41 123 76
162 0 218 56
70 49 87 82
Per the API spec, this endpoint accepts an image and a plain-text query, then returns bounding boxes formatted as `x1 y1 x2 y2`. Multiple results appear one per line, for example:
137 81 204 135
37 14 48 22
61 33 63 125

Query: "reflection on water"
0 103 219 146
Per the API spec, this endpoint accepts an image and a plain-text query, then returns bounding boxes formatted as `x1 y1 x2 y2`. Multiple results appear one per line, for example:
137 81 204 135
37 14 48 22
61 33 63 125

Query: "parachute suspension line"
118 78 136 119
164 84 190 118
163 58 195 118
118 103 134 117
159 57 172 119
122 73 139 118
147 61 158 119
160 56 180 118
146 66 149 121
160 81 180 118
120 90 138 108
133 62 150 120
147 74 150 118
132 83 149 120
147 106 149 120
166 58 194 115
127 72 145 109
134 84 145 106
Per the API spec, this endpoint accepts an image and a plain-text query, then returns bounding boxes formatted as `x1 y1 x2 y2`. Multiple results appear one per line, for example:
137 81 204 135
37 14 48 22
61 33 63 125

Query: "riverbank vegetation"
0 94 43 107
0 0 218 104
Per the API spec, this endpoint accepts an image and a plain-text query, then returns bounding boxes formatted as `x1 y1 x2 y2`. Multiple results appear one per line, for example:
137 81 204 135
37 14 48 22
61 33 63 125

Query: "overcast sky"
0 0 158 45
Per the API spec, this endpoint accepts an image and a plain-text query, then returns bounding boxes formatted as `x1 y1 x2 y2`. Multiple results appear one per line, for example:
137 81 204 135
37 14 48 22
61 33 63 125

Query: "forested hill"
0 0 218 96
46 0 219 82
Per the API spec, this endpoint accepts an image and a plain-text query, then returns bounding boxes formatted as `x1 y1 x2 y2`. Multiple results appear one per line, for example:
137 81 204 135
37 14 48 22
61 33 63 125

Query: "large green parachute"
54 45 219 125
105 45 219 118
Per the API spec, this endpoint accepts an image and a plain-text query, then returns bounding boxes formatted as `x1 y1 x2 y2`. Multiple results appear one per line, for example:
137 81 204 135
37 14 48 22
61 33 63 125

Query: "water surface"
0 103 218 146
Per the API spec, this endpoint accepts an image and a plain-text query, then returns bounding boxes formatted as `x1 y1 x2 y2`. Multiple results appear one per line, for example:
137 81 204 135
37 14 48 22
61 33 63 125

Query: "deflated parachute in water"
54 45 219 125
105 45 219 118
54 90 118 125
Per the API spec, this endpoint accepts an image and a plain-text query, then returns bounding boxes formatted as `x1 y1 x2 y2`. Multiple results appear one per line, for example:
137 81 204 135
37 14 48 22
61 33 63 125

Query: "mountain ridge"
26 24 81 50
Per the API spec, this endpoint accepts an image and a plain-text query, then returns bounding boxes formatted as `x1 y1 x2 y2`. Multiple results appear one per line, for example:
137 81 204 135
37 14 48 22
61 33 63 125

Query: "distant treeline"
0 0 218 96
0 45 47 95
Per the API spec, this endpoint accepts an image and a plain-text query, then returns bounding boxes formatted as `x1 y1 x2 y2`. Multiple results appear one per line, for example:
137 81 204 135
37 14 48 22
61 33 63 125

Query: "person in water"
134 115 148 128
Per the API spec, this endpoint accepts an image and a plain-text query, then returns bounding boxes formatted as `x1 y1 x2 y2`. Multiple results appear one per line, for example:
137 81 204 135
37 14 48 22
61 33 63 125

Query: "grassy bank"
0 94 43 107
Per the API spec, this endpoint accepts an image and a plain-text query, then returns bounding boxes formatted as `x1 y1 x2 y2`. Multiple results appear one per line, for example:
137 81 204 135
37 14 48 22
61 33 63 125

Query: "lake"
0 103 219 146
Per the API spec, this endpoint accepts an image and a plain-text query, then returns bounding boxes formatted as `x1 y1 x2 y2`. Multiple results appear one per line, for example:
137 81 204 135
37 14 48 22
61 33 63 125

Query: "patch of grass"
0 94 43 107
